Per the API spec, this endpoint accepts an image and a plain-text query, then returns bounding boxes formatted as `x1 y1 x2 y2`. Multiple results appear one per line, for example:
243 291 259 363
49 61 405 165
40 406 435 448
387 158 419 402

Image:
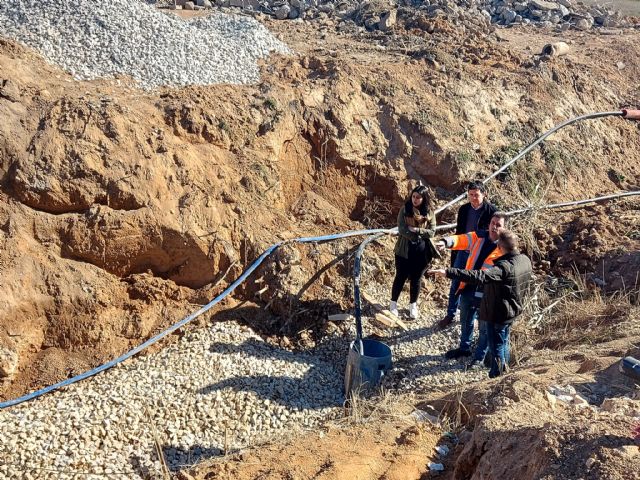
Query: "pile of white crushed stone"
0 0 289 88
0 304 482 479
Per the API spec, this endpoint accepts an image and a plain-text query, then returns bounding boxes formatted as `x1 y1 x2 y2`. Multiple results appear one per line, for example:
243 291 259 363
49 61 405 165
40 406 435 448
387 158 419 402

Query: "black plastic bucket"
344 339 392 395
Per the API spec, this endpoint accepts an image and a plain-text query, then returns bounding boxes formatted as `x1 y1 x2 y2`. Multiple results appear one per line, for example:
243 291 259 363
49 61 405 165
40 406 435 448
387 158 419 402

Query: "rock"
0 79 21 102
378 10 397 31
364 16 379 31
531 0 560 11
585 456 597 469
502 9 517 24
573 394 589 407
184 1 195 10
289 7 299 19
514 2 528 12
557 5 569 17
275 5 291 20
0 346 18 377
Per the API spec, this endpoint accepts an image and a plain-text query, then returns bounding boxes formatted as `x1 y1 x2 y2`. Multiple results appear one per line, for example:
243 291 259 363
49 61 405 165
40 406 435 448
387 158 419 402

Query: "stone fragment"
184 1 195 10
531 0 560 11
0 79 20 102
275 5 291 20
364 16 379 31
0 346 18 377
545 391 557 409
379 10 397 31
573 394 589 407
502 9 517 23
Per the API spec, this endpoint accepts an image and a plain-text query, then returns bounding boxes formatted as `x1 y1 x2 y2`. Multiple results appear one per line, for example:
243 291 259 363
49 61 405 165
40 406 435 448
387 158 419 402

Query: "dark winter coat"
451 201 497 266
446 252 532 325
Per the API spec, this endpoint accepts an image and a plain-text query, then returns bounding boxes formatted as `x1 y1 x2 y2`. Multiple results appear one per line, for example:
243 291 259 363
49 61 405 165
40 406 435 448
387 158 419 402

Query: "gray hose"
435 110 625 215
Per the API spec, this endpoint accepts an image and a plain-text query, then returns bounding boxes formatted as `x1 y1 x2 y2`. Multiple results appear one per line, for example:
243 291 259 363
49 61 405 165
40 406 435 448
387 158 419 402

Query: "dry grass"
339 387 418 427
513 271 640 356
361 196 393 229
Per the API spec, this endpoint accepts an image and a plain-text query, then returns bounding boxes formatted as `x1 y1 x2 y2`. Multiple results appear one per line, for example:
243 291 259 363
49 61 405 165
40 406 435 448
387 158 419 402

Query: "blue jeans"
474 320 489 362
458 290 478 353
487 323 511 378
446 251 469 317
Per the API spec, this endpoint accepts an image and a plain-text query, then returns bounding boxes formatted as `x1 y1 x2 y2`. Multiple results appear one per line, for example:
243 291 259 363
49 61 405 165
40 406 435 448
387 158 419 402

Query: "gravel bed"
0 0 289 89
0 300 483 479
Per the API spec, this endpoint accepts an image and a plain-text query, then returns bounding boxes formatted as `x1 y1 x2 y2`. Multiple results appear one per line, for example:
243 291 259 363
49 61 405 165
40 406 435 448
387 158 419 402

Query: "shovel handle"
622 109 640 120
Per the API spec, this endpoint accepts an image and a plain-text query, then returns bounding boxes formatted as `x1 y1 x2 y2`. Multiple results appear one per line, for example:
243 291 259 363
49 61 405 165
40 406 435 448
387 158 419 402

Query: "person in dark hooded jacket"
429 230 532 377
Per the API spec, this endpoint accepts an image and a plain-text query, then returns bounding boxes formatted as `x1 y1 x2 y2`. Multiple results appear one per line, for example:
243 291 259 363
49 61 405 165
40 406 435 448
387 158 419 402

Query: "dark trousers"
391 254 428 303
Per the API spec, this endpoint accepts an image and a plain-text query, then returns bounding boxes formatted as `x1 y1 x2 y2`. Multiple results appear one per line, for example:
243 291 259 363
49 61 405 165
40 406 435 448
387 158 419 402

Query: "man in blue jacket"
437 181 496 330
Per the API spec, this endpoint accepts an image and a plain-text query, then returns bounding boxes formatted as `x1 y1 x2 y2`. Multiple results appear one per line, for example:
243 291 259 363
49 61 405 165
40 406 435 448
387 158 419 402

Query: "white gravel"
0 299 484 479
0 0 289 89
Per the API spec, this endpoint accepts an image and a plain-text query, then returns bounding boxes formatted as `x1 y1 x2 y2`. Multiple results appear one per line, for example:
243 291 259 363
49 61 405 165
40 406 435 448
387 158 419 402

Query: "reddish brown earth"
1 9 640 479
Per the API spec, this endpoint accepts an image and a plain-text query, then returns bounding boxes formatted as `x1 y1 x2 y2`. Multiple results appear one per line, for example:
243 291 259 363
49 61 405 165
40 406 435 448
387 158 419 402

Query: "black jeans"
391 249 429 303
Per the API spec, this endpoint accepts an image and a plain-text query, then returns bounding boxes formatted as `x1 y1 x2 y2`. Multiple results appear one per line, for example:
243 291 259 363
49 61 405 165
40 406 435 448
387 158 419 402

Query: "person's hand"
427 269 446 277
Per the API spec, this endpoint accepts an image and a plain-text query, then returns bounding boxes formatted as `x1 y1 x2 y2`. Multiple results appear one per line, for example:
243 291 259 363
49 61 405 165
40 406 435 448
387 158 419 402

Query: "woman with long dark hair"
389 184 436 319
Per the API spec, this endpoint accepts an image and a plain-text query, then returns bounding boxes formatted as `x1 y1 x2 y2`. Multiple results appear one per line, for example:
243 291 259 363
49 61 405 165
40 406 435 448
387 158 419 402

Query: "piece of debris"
327 313 354 322
435 445 450 457
411 409 440 425
428 462 445 471
541 42 570 57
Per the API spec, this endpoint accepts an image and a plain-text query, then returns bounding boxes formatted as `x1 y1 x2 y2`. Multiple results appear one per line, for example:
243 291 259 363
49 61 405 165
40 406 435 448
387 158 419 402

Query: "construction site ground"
1 5 640 479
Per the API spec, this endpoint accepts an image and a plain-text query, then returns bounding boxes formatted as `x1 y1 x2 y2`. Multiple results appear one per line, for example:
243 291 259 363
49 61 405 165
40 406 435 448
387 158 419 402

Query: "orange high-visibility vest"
445 231 504 294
